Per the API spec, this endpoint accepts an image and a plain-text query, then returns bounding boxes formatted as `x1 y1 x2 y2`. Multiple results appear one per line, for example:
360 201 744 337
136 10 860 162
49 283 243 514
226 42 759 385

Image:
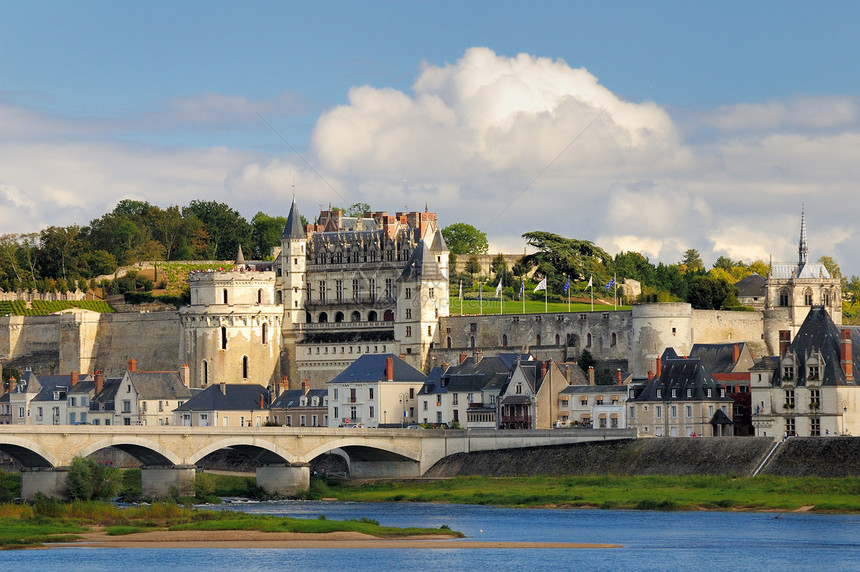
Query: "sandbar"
54 529 621 550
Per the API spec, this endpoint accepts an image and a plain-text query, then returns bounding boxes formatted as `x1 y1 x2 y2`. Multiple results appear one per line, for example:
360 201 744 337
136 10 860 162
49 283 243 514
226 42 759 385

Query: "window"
221 327 228 350
385 278 393 298
581 397 588 406
70 412 76 424
122 400 131 413
349 388 356 403
804 288 813 306
410 388 415 399
467 392 474 403
369 278 376 301
405 308 412 319
810 389 821 409
405 287 412 299
785 417 796 437
783 365 795 380
656 405 662 418
352 279 359 300
223 289 228 304
656 389 662 399
333 388 338 400
706 388 712 398
202 360 209 385
428 288 434 299
453 393 459 405
318 281 326 302
369 406 375 419
159 401 164 412
423 400 428 411
406 326 412 337
810 417 821 437
257 289 262 304
687 388 692 398
70 397 77 407
586 333 592 348
671 405 677 418
333 407 339 419
610 332 617 347
336 280 343 302
671 389 677 398
502 334 508 347
779 288 789 307
784 389 795 409
686 405 692 417
369 387 374 400
242 356 249 379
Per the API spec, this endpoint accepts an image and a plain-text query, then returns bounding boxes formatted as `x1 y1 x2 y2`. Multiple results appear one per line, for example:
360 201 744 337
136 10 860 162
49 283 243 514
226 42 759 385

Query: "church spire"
798 206 808 266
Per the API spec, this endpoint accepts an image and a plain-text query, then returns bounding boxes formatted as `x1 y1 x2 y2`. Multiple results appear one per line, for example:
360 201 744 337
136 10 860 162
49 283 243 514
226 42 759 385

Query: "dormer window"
656 389 662 399
671 389 677 398
782 365 794 381
706 388 713 398
686 388 692 398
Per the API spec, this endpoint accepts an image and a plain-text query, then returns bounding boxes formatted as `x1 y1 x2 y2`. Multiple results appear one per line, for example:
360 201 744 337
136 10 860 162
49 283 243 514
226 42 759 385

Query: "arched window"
611 332 617 347
275 290 282 305
779 288 789 307
319 312 328 323
257 289 262 304
383 309 395 322
351 311 361 322
586 333 592 348
242 356 249 379
555 334 560 346
305 312 312 323
503 334 508 348
334 311 344 322
262 323 268 344
804 288 813 306
536 334 542 346
447 336 452 349
221 327 227 350
202 360 208 385
823 290 830 306
368 310 378 322
470 336 475 349
223 289 228 304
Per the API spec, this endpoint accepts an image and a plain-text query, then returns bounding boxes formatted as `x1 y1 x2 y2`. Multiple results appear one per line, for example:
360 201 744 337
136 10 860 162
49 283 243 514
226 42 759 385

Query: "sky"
3 1 860 275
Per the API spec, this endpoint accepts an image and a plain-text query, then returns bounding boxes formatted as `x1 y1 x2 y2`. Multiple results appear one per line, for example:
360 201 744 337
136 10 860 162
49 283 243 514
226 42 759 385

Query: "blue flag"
563 276 570 293
605 278 615 292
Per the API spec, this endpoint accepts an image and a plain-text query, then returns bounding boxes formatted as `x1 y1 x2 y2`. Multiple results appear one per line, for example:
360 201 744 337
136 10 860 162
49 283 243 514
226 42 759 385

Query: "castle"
0 208 838 391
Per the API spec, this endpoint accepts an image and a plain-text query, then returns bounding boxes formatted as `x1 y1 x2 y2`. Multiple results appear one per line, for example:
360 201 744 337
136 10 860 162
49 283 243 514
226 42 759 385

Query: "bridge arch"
78 437 182 467
188 437 295 466
0 437 60 468
301 437 420 465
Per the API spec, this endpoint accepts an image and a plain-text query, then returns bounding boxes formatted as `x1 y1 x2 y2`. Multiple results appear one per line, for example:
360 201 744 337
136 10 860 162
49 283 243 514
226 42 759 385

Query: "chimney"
841 329 854 382
779 330 791 358
540 360 547 379
647 370 654 381
259 393 265 409
71 370 79 386
733 343 740 364
588 366 595 386
386 355 394 381
180 364 190 387
616 369 622 384
220 382 227 395
281 375 290 391
8 376 16 393
95 371 104 395
441 361 450 372
128 358 137 372
302 379 310 396
474 349 483 364
656 356 662 379
459 351 468 364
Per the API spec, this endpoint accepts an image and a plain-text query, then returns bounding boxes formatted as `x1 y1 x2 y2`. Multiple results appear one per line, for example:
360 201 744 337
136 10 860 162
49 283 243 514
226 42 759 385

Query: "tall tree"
183 200 252 260
251 212 288 260
441 223 489 255
519 231 611 292
681 248 704 272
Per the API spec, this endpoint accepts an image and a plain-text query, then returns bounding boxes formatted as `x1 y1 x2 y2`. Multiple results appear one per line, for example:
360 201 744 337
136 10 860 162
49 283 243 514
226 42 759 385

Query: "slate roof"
282 198 306 239
629 358 732 402
69 379 96 396
688 343 752 374
420 354 528 396
329 354 426 384
174 384 269 412
560 385 628 396
271 389 327 409
770 262 831 280
777 306 860 387
429 229 448 252
128 371 192 400
734 273 766 298
399 240 446 282
90 378 124 412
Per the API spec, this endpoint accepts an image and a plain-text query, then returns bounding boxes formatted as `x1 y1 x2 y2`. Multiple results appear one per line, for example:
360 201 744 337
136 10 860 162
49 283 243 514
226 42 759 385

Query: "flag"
534 277 547 292
587 276 593 288
495 278 503 298
605 277 615 292
563 276 570 294
458 280 463 300
519 282 525 298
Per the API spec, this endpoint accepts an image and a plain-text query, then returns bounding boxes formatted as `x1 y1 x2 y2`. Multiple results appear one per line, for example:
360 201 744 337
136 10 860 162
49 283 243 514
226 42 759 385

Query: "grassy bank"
0 497 462 549
304 474 860 512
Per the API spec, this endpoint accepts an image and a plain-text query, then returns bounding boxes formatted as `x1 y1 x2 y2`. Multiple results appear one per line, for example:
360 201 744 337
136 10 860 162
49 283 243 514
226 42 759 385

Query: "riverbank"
313 474 860 512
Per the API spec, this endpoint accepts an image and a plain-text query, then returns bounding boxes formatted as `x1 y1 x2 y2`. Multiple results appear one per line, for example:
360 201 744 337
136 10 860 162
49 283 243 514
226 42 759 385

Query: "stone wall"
692 309 766 357
762 437 860 477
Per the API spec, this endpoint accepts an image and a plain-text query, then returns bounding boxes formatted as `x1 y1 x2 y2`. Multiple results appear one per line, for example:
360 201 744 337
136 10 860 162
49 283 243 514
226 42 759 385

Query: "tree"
344 202 370 217
578 349 595 373
519 231 611 293
466 255 481 278
819 256 842 279
251 212 288 260
441 223 488 255
183 200 253 260
687 275 738 310
65 456 121 501
491 253 510 283
681 249 704 272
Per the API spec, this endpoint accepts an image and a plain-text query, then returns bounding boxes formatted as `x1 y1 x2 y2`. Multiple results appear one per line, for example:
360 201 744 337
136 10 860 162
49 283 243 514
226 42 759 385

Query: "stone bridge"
0 425 635 499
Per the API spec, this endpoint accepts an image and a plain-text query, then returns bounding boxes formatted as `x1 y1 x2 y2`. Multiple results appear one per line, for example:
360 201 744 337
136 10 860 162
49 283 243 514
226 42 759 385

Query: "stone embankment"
424 436 860 478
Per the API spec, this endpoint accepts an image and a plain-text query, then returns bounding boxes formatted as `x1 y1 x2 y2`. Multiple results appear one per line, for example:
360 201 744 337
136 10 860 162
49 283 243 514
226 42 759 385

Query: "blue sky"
3 1 860 274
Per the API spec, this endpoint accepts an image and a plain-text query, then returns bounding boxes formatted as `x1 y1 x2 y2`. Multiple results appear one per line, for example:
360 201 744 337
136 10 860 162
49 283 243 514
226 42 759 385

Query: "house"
269 380 328 427
418 352 524 428
735 273 767 310
8 369 73 425
327 354 426 427
88 373 122 426
687 343 755 435
67 372 96 425
89 360 192 426
173 383 271 427
751 306 860 437
628 350 734 437
498 359 571 429
559 385 629 429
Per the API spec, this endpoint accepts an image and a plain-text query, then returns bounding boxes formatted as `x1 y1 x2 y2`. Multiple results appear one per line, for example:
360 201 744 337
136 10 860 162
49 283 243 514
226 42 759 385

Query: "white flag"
587 276 593 288
459 280 463 300
495 278 503 297
534 277 547 292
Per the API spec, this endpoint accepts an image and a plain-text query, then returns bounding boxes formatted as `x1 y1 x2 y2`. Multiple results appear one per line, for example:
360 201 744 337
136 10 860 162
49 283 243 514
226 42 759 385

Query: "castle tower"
279 198 308 332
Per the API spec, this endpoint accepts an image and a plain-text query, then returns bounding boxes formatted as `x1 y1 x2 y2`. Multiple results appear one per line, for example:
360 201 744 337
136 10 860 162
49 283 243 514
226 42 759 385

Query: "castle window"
352 279 359 300
536 334 541 346
555 334 560 345
319 312 328 323
406 326 412 338
335 311 344 322
202 360 209 385
242 356 249 379
385 278 393 299
823 290 830 306
336 280 343 302
405 309 412 319
384 309 394 321
804 288 813 306
779 288 789 307
276 291 282 305
369 279 377 301
318 281 326 303
221 327 227 350
257 289 262 304
368 310 377 322
351 311 361 322
611 332 617 347
428 325 432 336
262 323 268 344
586 333 592 348
223 289 228 304
428 288 435 299
405 288 412 299
503 334 508 348
470 336 475 349
447 337 452 349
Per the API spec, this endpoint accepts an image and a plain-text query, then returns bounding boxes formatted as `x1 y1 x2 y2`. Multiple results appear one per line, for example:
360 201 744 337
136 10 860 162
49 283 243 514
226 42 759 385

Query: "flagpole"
567 274 570 313
614 273 617 311
545 286 547 313
590 275 593 312
522 282 525 314
500 277 504 316
480 281 483 315
459 280 463 316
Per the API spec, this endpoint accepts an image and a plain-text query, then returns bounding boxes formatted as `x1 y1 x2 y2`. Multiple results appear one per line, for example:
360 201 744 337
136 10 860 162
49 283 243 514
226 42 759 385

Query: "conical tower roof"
399 240 446 282
235 244 246 265
283 198 305 239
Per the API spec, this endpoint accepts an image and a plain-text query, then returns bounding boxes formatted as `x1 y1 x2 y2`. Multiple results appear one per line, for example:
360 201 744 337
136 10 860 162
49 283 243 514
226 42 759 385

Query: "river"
1 500 858 571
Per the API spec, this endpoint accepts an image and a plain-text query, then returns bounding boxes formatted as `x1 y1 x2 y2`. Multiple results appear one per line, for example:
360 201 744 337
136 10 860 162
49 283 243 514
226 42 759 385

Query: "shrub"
66 456 121 501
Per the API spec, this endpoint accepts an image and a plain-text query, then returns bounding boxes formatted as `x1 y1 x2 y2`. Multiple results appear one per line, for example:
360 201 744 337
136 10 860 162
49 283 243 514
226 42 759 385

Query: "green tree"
687 275 738 310
65 456 121 501
578 349 595 373
519 231 611 293
491 253 510 283
442 223 489 255
818 256 842 278
344 202 371 217
251 212 288 260
681 249 704 272
466 255 481 278
183 200 252 260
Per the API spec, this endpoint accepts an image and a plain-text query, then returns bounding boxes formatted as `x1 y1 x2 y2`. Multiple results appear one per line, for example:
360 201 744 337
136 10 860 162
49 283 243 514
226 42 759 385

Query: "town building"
751 306 860 437
269 380 328 428
628 350 734 437
89 360 191 426
173 383 271 427
559 385 629 429
687 343 755 436
326 354 426 427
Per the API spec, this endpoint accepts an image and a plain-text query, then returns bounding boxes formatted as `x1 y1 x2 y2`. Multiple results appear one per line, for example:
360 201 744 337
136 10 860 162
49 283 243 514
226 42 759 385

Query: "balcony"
304 297 397 309
297 321 394 332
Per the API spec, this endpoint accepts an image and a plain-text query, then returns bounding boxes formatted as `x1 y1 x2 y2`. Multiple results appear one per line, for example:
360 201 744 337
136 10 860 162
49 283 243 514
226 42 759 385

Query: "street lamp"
399 393 407 428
